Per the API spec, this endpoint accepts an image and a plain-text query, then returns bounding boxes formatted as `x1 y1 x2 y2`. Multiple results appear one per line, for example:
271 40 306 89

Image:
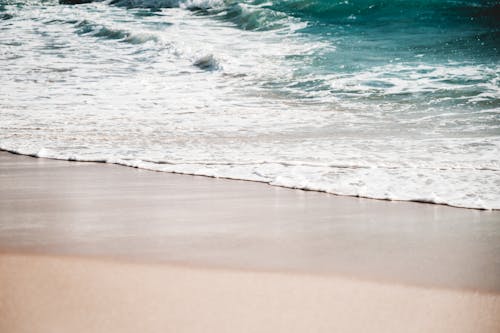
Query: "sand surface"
1 253 499 333
1 151 499 291
1 151 499 332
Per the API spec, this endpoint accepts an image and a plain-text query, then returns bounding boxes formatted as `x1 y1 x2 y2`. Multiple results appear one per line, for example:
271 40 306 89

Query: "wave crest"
75 19 159 44
109 0 226 10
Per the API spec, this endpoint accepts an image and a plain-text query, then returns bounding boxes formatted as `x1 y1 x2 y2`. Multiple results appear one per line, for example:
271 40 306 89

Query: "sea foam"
1 0 499 210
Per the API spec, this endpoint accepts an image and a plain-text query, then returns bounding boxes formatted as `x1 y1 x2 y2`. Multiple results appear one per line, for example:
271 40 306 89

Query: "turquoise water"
1 0 499 208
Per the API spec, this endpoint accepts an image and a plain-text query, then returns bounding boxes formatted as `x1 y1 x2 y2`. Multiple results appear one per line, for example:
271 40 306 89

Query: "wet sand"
1 151 499 332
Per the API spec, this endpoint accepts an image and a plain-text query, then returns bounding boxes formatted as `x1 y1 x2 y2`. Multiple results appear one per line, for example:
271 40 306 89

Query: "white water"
1 1 499 209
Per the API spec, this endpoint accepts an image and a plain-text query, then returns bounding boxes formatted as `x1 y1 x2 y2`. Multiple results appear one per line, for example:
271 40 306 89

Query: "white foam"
1 0 499 210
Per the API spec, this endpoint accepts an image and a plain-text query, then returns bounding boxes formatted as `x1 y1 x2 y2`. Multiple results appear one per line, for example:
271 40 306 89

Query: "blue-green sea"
1 0 499 208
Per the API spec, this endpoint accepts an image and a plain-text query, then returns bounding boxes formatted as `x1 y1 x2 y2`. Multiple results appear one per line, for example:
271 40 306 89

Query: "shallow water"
1 0 499 209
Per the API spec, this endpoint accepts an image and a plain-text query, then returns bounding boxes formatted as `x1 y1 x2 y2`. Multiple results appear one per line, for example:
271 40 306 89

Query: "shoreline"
1 150 500 331
1 150 499 291
1 148 493 211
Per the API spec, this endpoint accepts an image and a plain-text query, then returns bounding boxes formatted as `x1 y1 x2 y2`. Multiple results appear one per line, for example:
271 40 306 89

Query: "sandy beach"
1 151 499 332
2 0 499 331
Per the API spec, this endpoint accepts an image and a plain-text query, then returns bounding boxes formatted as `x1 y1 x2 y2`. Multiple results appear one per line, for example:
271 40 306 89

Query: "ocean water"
1 0 499 209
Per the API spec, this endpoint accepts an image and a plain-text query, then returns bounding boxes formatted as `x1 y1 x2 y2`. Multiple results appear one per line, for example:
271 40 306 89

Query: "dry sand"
0 151 499 332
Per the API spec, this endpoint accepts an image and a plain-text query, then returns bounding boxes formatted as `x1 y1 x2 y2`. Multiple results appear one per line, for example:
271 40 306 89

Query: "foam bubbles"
1 0 499 210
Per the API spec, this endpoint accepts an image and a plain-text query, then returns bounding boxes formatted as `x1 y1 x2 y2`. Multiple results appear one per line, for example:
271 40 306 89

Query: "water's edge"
2 148 494 211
